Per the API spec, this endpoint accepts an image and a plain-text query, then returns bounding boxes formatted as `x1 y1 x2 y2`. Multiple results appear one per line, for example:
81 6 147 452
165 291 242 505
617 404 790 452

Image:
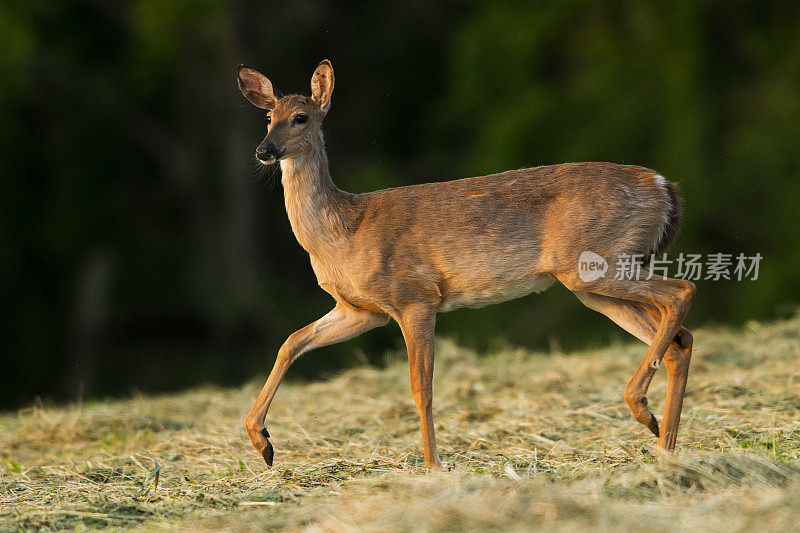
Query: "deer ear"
310 60 334 112
237 65 281 109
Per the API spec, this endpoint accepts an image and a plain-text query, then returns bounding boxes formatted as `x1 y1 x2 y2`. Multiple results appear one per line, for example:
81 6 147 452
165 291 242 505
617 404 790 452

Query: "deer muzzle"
256 141 280 164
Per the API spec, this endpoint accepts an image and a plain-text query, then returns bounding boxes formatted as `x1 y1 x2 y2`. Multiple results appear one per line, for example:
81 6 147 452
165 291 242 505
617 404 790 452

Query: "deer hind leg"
659 327 693 452
572 284 694 451
574 292 662 436
599 277 695 453
246 302 388 466
395 304 442 470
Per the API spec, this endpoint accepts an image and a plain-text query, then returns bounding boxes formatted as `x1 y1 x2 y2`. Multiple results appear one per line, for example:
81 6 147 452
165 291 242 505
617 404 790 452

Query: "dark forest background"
2 1 799 409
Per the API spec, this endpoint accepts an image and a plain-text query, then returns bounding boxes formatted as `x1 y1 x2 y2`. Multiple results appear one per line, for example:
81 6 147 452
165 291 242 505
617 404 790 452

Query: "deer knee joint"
411 387 432 409
624 386 644 409
665 329 693 371
245 415 261 436
274 345 296 366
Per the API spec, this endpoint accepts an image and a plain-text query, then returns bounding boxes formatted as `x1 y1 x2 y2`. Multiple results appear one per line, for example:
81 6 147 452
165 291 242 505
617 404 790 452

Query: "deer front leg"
246 302 387 466
396 304 442 470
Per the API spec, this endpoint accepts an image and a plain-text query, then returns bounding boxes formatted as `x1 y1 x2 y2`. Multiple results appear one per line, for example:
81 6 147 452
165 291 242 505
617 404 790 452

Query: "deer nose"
256 142 277 163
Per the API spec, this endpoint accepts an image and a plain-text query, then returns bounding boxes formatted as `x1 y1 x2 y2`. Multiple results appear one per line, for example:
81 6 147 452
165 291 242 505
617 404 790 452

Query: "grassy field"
2 312 799 531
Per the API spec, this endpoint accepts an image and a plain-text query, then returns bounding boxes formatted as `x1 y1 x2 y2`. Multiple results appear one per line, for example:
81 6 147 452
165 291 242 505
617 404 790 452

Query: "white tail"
237 60 695 469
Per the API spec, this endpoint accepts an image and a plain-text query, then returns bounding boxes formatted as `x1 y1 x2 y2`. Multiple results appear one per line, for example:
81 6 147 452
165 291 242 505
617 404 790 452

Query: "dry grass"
2 312 800 531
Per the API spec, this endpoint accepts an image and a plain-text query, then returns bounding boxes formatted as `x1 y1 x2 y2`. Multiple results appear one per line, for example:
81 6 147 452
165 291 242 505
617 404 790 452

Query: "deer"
237 59 695 470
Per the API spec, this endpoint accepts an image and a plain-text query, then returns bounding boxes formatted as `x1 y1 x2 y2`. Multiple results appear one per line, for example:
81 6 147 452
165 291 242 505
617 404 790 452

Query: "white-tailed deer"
237 60 695 470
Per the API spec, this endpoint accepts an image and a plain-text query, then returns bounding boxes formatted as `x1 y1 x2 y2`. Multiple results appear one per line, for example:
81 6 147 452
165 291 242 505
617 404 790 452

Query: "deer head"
237 60 334 164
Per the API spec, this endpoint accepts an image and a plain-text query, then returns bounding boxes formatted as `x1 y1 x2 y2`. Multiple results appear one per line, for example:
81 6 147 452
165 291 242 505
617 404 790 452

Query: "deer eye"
265 115 271 125
294 113 308 125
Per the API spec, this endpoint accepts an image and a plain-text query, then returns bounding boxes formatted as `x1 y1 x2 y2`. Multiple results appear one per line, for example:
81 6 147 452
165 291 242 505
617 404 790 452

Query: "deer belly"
438 274 555 312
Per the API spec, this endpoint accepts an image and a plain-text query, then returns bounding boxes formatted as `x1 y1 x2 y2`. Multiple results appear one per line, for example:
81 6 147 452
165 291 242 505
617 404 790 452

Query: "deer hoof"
262 440 274 466
647 411 660 438
637 397 660 437
260 427 274 466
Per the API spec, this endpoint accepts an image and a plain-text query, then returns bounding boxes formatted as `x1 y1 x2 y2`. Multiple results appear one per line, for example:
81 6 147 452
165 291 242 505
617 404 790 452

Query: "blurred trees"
2 1 799 408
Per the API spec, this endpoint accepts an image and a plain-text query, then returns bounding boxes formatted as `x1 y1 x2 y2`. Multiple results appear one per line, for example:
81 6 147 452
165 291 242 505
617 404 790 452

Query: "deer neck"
280 134 350 256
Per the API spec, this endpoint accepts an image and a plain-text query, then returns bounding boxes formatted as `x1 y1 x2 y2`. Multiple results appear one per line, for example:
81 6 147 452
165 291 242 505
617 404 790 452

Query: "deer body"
282 142 670 315
238 60 695 470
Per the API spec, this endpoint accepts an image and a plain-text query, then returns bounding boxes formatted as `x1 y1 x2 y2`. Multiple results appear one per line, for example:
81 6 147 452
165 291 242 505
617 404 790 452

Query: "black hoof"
260 427 274 466
261 440 274 466
647 414 660 438
637 397 660 437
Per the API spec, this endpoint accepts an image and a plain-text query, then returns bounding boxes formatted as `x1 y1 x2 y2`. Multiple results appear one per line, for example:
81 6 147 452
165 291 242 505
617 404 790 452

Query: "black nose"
256 142 277 161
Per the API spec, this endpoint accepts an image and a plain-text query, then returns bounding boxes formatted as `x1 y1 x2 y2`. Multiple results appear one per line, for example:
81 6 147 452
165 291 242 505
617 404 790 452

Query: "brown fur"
237 60 695 469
